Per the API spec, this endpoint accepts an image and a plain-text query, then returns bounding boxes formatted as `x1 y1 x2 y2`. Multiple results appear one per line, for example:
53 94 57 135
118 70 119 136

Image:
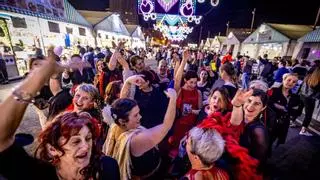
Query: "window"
79 27 86 36
66 27 73 34
11 17 27 28
48 21 60 33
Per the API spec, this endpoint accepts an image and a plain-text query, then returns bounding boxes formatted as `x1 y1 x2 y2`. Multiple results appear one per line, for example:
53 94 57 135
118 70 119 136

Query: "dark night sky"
69 0 320 43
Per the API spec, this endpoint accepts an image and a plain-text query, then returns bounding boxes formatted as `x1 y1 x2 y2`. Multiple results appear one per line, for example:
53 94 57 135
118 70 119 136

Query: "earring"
52 155 60 165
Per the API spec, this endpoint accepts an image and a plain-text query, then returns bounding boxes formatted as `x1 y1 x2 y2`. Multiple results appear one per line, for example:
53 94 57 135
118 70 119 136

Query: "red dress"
185 166 229 180
169 88 199 147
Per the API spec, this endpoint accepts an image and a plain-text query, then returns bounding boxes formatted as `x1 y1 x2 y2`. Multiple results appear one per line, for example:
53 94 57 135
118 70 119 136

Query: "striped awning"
298 28 320 42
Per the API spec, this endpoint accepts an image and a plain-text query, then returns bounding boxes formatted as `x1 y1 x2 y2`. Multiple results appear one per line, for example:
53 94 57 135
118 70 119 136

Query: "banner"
1 0 65 18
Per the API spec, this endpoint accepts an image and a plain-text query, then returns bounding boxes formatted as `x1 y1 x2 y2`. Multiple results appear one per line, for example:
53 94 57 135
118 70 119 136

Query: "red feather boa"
197 112 262 180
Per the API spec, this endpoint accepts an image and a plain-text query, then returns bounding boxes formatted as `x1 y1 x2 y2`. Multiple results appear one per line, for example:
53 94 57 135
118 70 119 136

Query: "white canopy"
94 14 130 36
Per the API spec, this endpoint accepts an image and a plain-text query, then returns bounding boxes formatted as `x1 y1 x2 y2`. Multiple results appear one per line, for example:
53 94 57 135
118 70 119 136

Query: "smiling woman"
0 55 120 180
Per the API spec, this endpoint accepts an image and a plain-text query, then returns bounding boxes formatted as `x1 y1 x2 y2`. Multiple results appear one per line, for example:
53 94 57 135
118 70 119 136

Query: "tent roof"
94 14 130 36
298 27 320 42
267 23 313 40
125 25 138 35
216 36 226 43
78 10 113 25
228 28 253 42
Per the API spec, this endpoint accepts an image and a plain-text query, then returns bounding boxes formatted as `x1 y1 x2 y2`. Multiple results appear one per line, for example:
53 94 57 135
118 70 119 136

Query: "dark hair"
79 47 86 55
251 89 268 107
139 70 156 85
95 47 101 51
263 54 268 59
111 98 138 125
286 60 292 66
105 81 122 105
28 57 41 70
220 62 237 84
130 55 143 67
184 70 198 81
279 59 286 66
35 112 101 180
88 47 94 52
71 54 81 59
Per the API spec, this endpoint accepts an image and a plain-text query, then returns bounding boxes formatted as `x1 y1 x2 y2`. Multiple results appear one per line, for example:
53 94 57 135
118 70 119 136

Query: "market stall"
293 28 320 61
210 36 226 54
126 25 145 49
242 23 312 59
225 28 252 57
94 13 130 48
0 0 93 78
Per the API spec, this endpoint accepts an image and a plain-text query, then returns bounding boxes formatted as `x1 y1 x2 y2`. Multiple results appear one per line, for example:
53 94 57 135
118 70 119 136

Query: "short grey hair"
249 80 268 93
189 127 225 167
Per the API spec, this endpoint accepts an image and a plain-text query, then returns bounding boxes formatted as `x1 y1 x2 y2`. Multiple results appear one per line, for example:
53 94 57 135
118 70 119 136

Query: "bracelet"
12 88 39 104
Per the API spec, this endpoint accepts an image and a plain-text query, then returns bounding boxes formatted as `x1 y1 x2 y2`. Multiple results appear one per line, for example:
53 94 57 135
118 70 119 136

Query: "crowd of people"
0 43 319 180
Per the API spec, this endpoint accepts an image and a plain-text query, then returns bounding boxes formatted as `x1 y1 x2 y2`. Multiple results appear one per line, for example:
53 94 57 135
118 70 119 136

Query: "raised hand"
126 75 146 86
182 50 191 62
231 89 253 107
62 58 91 75
164 88 177 100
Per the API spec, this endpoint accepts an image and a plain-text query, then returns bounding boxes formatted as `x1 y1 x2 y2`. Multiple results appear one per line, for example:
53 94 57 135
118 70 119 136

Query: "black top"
0 143 120 180
223 84 237 100
240 119 268 164
131 147 161 176
134 86 169 128
34 85 53 110
48 88 73 120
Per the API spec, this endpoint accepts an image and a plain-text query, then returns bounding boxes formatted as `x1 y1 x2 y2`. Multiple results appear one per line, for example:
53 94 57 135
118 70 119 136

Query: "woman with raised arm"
168 51 202 151
0 55 120 180
103 89 177 179
230 88 269 169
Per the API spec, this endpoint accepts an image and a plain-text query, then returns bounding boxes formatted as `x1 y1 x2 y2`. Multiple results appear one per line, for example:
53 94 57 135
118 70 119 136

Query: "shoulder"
100 156 120 179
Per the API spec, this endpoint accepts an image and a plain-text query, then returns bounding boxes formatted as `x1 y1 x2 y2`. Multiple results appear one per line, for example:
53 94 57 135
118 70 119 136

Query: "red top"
186 166 229 180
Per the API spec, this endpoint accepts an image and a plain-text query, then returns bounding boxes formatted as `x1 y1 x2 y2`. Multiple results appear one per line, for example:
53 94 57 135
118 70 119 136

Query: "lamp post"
251 8 256 33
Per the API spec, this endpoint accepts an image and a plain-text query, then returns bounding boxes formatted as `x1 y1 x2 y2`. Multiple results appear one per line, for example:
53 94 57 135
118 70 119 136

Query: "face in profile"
122 105 142 129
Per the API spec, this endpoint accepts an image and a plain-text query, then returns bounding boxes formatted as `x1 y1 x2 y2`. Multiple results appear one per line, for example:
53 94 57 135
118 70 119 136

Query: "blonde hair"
306 67 320 88
282 73 298 82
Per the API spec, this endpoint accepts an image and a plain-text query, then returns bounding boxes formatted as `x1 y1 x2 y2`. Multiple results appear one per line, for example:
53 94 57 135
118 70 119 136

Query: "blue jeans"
242 73 250 90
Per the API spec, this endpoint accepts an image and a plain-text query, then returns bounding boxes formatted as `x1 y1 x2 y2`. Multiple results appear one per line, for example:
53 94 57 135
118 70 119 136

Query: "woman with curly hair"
0 55 120 180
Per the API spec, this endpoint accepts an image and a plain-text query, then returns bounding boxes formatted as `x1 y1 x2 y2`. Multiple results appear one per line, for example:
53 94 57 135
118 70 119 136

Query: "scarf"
197 113 262 180
104 124 146 180
98 72 105 98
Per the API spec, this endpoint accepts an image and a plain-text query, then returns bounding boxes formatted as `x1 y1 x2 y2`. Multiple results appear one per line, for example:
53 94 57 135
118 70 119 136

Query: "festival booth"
225 28 252 57
204 38 213 50
94 13 130 48
210 36 226 54
0 0 93 78
125 25 146 49
242 23 312 59
293 28 320 61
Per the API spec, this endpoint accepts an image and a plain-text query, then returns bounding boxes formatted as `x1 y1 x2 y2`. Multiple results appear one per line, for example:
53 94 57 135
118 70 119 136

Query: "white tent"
125 25 145 49
93 13 130 47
